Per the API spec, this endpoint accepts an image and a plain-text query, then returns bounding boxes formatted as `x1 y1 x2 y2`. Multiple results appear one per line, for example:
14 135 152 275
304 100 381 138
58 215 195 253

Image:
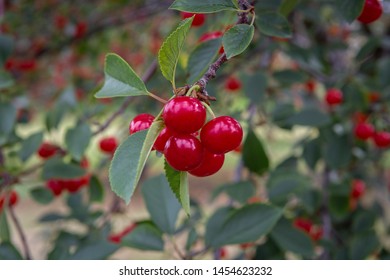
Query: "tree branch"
8 205 32 260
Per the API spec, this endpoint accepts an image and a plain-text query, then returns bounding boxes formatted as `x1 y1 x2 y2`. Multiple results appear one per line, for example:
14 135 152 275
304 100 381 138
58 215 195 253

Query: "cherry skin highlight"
129 113 154 135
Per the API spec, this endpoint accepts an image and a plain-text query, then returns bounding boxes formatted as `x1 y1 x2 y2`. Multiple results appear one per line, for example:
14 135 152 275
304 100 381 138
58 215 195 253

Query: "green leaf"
286 108 331 127
270 218 314 258
211 181 255 204
0 35 14 65
70 241 119 260
95 53 149 98
256 11 291 38
141 175 181 234
273 70 307 86
186 228 198 250
242 129 269 175
302 138 321 170
222 24 254 59
18 131 43 162
271 103 295 129
349 230 380 259
158 18 193 89
48 231 80 260
0 210 10 242
170 0 237 13
164 160 191 215
323 133 352 169
329 194 350 219
42 158 86 180
0 102 17 145
0 70 14 89
65 122 91 161
243 72 267 103
205 204 282 247
39 213 67 223
187 38 221 84
335 0 365 23
88 175 104 203
30 187 54 205
109 120 163 204
0 242 23 260
121 222 164 251
279 0 300 16
298 190 322 215
356 37 380 61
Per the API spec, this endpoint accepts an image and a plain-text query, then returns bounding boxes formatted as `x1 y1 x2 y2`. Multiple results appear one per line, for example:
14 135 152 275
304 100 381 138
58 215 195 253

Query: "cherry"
357 0 383 24
351 179 366 199
163 96 206 134
75 21 87 38
325 88 343 106
309 225 323 241
199 31 224 54
293 218 312 233
164 134 204 171
373 131 390 148
0 191 19 211
217 247 227 259
305 80 316 93
60 176 89 193
189 150 224 177
225 76 242 91
108 223 137 244
180 12 205 27
80 157 89 169
99 137 118 154
129 113 154 135
200 116 243 154
354 122 375 140
153 127 174 153
46 179 63 196
368 92 380 103
37 142 59 159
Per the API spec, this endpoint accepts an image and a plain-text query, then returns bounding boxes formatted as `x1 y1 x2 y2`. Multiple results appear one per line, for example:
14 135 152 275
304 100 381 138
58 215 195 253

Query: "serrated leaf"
205 204 282 247
187 38 221 84
30 187 54 205
109 120 163 204
256 11 291 38
211 181 255 204
0 210 10 242
95 53 149 98
18 131 43 162
286 108 331 127
170 0 237 13
121 222 164 251
335 0 365 23
242 129 269 175
164 161 191 215
141 175 181 234
158 18 193 88
88 175 104 203
222 24 254 59
42 158 86 180
65 122 91 161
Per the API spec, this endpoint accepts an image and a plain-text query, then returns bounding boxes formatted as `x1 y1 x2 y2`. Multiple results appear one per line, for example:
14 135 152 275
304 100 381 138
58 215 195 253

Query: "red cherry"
293 218 312 233
352 112 369 124
121 223 137 236
351 179 366 199
325 88 343 106
75 21 87 38
217 247 227 259
189 151 224 177
305 80 316 93
80 157 89 169
373 131 390 148
99 137 118 154
354 122 375 140
37 142 59 159
153 127 174 153
309 226 323 241
0 191 19 211
18 59 37 72
61 178 81 193
225 76 242 91
164 134 204 171
200 116 243 154
357 0 383 24
129 113 154 135
199 31 224 53
108 234 122 244
46 179 63 196
163 96 206 134
181 12 205 27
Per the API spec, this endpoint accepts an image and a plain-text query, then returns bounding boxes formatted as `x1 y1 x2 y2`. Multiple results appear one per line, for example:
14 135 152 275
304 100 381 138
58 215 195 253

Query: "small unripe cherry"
354 122 375 140
373 131 390 148
181 12 205 27
164 134 204 171
225 76 242 91
153 127 174 153
357 0 383 24
200 116 243 154
325 88 343 106
351 179 366 199
37 142 59 159
129 113 154 135
162 96 206 134
189 151 224 177
99 137 118 154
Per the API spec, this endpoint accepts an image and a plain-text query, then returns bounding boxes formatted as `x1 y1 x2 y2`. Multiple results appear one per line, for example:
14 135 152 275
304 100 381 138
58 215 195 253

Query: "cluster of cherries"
0 190 19 212
129 96 243 177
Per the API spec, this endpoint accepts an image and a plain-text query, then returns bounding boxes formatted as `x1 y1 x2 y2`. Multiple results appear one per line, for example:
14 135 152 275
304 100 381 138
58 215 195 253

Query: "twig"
92 60 158 136
8 205 32 260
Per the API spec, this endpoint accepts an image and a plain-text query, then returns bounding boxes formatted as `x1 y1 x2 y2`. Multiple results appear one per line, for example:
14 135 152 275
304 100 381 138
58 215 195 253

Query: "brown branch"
92 59 158 136
8 205 32 260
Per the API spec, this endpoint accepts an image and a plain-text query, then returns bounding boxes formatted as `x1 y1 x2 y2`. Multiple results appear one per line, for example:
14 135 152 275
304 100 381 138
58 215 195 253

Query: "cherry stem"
149 92 168 104
186 85 200 97
202 102 216 119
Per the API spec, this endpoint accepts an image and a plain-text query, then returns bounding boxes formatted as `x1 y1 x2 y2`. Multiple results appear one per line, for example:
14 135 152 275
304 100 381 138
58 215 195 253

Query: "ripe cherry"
0 191 19 211
54 15 67 30
305 80 316 93
163 96 206 134
354 122 375 140
153 127 174 153
200 116 243 154
99 137 118 154
357 0 383 24
309 226 323 241
325 88 343 106
75 21 87 38
129 113 154 135
373 131 390 148
293 218 313 233
181 12 205 27
46 179 63 196
164 134 204 171
189 150 224 177
368 92 380 103
37 142 59 159
225 76 242 91
351 179 366 199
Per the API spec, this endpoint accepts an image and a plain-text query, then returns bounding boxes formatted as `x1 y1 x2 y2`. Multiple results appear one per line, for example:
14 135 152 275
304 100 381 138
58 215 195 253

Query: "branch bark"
8 205 32 260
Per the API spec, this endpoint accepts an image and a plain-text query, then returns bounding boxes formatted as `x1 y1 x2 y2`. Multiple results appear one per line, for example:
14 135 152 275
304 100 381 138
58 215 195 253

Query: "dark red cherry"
189 151 224 177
